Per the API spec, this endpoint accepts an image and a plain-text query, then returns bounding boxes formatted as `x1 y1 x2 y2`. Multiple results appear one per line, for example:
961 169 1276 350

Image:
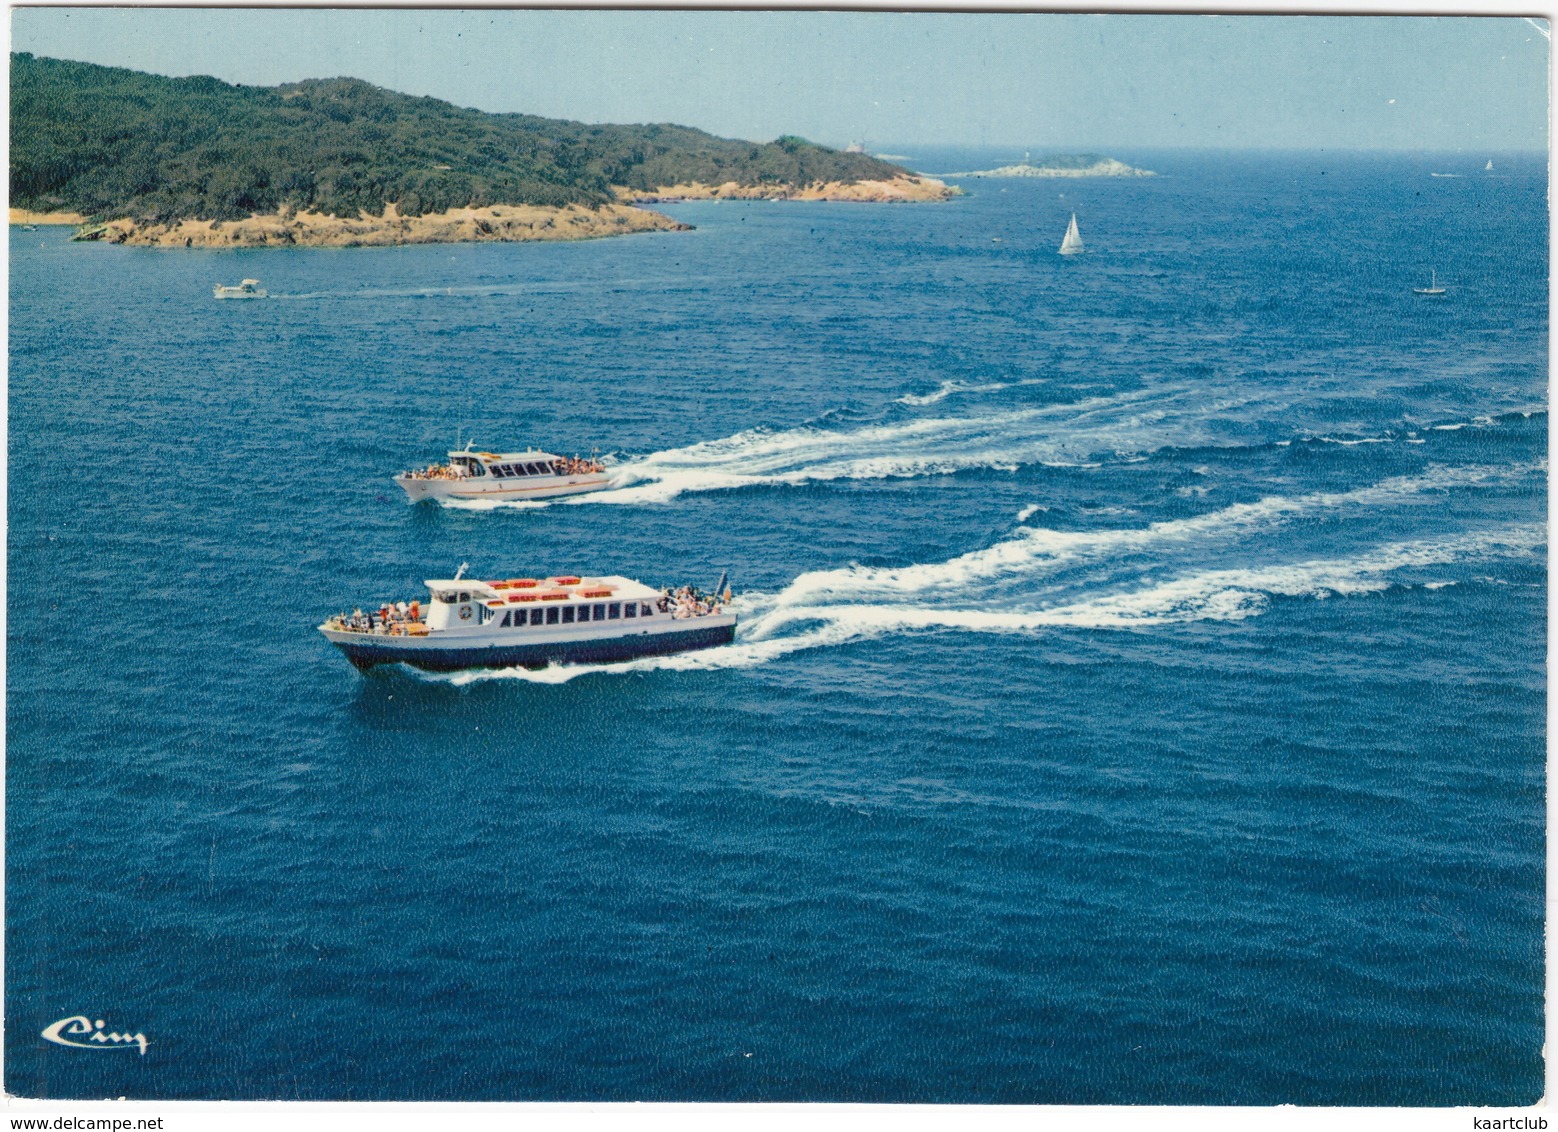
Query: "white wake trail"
895 377 1049 407
431 394 1538 513
423 464 1543 685
570 385 1257 506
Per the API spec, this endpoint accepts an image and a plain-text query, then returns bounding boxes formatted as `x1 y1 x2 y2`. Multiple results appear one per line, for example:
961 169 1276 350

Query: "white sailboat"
1485 159 1495 172
1058 212 1084 256
1413 269 1446 296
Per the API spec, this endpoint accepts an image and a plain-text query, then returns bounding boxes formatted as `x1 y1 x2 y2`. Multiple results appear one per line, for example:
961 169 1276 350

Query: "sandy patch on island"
10 208 88 225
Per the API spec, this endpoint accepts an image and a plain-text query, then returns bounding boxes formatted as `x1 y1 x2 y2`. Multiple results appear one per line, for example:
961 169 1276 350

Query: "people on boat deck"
401 463 463 481
330 599 423 635
662 585 723 619
401 454 605 480
332 586 723 633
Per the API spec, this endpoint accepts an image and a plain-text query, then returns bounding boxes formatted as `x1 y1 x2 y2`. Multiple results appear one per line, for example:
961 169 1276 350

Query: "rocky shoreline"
13 174 953 248
624 174 955 204
60 202 690 248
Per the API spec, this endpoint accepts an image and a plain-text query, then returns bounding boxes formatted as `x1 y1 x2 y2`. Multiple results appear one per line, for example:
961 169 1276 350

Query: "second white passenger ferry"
396 445 610 503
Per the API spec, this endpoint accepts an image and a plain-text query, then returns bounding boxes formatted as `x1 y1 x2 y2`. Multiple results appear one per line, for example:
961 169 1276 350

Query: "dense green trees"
11 54 909 222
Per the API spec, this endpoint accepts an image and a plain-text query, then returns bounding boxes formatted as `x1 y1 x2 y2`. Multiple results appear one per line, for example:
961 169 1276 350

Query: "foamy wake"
422 463 1544 685
435 391 1540 513
896 377 1048 407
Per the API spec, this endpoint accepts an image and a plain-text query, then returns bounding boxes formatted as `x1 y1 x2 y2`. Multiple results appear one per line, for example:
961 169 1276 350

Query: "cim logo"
41 1015 148 1055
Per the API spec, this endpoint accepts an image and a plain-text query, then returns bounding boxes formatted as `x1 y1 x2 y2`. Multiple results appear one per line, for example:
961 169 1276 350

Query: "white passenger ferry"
319 568 736 671
396 445 610 503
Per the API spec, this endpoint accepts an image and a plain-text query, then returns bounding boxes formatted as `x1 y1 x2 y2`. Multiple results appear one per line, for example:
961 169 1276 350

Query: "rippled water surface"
7 150 1546 1103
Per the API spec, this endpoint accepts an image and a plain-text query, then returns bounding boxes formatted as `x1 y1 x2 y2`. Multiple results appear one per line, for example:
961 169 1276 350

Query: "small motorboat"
213 279 267 299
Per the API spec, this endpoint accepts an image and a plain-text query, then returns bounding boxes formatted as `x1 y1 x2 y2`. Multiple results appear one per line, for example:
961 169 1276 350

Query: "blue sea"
7 149 1546 1105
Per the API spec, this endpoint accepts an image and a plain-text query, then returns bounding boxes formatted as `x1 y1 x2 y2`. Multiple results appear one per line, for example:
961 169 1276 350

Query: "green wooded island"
9 53 954 247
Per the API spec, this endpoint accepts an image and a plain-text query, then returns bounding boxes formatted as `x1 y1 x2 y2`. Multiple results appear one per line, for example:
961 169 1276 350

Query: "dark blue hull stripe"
331 624 737 672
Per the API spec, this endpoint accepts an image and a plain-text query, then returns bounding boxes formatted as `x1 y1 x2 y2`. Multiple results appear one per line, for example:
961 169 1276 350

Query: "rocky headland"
13 54 957 250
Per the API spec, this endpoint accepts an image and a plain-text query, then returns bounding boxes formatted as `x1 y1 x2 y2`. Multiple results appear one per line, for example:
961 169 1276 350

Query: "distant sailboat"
1413 269 1446 296
1059 212 1084 256
1486 159 1495 172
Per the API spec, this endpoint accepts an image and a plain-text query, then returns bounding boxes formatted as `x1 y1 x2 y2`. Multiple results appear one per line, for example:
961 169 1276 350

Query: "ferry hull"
326 621 736 672
396 475 611 503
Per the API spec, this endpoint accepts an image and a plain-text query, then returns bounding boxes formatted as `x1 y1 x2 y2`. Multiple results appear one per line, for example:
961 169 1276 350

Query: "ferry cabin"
448 451 571 481
424 576 665 632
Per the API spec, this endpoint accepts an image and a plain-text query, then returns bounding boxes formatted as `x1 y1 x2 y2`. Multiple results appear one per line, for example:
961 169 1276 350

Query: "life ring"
459 607 472 620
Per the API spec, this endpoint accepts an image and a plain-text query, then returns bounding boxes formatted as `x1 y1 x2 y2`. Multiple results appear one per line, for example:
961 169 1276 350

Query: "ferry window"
562 606 575 623
530 608 544 626
500 611 511 627
641 603 654 617
458 592 470 603
608 602 621 620
493 466 509 478
546 606 560 625
437 592 456 604
624 603 637 618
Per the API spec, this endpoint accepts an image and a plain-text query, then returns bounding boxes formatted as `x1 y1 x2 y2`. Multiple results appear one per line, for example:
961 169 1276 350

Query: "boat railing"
661 586 730 619
325 612 429 636
401 464 467 481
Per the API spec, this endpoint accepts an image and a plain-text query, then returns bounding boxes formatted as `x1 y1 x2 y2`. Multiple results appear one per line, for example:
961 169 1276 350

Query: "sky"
8 8 1550 152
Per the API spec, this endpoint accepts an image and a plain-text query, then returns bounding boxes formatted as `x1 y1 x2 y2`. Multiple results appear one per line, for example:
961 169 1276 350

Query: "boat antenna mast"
454 562 469 580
